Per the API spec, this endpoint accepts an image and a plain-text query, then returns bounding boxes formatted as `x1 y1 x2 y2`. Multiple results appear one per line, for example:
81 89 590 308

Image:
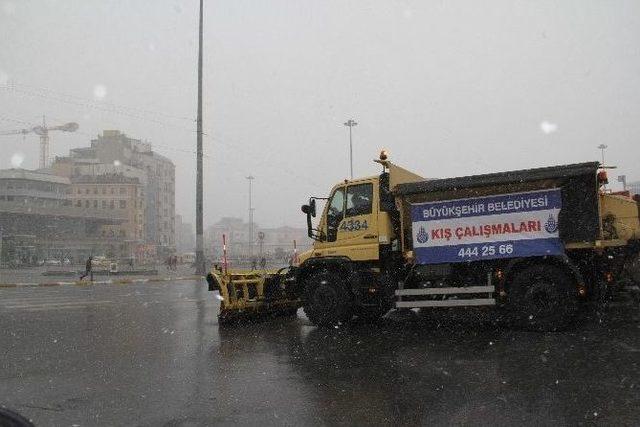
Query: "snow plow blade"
206 268 301 325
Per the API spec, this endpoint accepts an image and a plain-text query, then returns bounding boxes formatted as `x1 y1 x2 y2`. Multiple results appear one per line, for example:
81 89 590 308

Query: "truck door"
334 182 379 261
324 186 345 243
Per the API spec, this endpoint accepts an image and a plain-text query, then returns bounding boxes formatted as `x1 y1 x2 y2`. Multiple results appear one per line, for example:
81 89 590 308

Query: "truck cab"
299 151 423 266
306 176 388 262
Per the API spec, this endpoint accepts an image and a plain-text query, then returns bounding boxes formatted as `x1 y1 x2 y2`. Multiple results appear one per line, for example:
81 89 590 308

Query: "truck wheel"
357 304 391 322
509 265 578 331
303 270 353 326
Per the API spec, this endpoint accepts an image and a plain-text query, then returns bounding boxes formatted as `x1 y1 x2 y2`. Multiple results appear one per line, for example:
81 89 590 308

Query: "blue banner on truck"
411 189 563 264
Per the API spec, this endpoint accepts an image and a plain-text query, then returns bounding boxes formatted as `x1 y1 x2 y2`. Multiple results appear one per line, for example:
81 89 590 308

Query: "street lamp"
344 119 358 179
597 144 607 168
246 175 255 259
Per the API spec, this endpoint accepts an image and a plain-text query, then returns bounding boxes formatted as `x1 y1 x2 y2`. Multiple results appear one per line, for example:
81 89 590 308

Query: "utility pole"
246 175 255 259
343 119 358 179
40 115 49 169
194 0 205 275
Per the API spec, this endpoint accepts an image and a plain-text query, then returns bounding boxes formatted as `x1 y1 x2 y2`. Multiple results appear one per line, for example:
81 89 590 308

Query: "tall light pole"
194 0 205 274
246 175 255 259
597 144 608 168
344 119 358 179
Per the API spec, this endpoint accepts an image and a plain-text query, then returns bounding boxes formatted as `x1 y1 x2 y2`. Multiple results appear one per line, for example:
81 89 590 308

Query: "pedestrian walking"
80 255 93 281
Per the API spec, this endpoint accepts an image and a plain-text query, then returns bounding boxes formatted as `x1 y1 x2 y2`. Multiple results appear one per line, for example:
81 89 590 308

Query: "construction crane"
0 116 78 169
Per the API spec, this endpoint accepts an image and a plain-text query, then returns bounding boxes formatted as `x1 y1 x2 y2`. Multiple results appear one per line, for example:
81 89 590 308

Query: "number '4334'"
339 219 368 232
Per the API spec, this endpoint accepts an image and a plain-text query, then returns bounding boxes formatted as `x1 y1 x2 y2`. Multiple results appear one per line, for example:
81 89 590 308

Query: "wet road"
1 281 639 426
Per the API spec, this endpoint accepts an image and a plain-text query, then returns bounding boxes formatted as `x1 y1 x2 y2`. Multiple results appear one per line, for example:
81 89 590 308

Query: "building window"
93 187 98 194
110 200 115 209
85 200 90 208
93 200 98 208
120 200 126 209
102 187 106 194
102 200 107 208
76 200 81 207
120 187 126 195
111 188 115 194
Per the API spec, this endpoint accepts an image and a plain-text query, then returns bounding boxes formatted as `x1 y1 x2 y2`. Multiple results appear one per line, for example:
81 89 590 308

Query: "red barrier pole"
222 234 228 274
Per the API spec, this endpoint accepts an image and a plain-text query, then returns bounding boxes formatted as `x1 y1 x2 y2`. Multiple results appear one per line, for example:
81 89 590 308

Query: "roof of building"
138 149 174 165
0 169 70 185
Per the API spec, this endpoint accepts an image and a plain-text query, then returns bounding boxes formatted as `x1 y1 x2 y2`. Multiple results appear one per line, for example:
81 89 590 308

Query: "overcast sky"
1 0 639 228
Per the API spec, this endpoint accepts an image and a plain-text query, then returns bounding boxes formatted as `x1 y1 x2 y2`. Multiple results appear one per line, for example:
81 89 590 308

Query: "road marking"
1 297 95 305
4 300 114 309
18 305 101 312
0 276 204 290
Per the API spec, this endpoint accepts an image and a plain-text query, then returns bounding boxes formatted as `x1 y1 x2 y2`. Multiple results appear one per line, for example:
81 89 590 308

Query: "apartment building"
53 130 175 257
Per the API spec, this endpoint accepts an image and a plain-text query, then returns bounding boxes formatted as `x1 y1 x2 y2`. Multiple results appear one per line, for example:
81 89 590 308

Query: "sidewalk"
0 264 202 288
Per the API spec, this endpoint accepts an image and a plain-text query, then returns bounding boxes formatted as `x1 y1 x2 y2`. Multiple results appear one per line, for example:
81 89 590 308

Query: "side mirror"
303 198 322 241
309 199 317 217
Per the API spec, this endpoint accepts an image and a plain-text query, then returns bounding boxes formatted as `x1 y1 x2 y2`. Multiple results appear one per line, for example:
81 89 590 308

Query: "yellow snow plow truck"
208 151 640 330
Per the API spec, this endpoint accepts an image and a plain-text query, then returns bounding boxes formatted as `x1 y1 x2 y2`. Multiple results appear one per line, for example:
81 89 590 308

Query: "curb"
0 275 204 289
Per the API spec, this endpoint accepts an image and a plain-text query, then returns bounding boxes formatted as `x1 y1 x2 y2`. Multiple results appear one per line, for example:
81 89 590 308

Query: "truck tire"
357 304 391 322
303 269 353 326
508 265 578 331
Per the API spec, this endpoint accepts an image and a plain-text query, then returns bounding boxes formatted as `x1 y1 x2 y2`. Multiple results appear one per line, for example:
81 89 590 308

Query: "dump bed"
394 162 601 263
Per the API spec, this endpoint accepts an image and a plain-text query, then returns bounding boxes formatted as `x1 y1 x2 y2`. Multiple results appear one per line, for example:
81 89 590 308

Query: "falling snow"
540 121 558 134
93 84 107 100
10 152 24 168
